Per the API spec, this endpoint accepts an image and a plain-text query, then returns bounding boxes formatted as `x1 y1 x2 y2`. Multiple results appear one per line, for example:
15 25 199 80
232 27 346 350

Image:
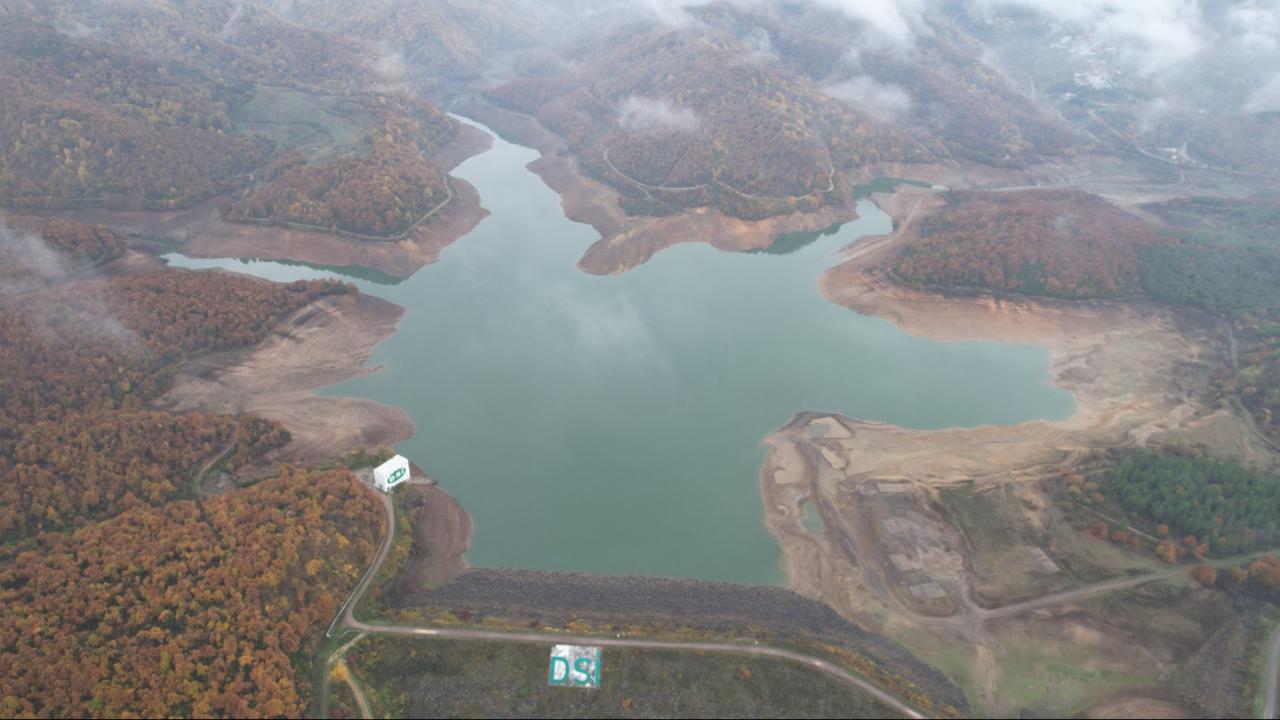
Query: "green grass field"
232 86 366 162
337 636 902 719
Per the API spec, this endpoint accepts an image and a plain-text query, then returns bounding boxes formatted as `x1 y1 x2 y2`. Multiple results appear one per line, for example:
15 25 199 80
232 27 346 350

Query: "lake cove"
167 119 1075 584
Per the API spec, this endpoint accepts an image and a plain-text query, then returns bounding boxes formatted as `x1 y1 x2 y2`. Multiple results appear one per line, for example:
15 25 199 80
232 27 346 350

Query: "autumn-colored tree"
1190 564 1217 586
1155 541 1179 563
1085 521 1109 540
0 468 384 717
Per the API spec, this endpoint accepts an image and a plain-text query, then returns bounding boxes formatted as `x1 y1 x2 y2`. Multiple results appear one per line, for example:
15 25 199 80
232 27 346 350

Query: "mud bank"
452 96 860 275
156 290 412 465
394 482 474 594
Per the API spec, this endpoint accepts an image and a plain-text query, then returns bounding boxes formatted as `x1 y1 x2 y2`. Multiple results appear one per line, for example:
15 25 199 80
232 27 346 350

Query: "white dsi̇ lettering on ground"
548 645 601 688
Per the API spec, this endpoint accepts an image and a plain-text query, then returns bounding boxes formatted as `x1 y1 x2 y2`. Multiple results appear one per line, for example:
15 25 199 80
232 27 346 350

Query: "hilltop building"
373 455 410 493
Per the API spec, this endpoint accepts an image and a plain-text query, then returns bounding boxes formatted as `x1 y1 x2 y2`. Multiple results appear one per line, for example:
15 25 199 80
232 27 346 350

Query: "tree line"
1098 450 1280 557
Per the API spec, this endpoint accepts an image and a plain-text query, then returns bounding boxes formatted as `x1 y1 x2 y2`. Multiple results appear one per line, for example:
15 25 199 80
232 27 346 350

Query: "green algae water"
167 120 1074 584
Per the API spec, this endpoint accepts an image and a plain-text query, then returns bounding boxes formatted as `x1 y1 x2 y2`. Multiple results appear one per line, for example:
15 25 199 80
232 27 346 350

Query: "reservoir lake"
168 120 1075 584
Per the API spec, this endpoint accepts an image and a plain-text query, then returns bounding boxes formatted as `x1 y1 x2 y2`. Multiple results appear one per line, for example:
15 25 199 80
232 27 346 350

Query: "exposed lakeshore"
28 123 494 280
761 183 1276 622
452 96 863 275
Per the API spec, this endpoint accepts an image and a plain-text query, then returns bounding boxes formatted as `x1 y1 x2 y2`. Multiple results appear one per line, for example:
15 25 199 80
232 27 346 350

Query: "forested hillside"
0 22 273 211
1 0 376 91
0 467 383 717
893 190 1167 299
277 0 539 85
225 94 455 237
489 23 944 220
688 3 1082 167
0 269 347 441
0 219 384 715
0 1 464 238
1138 196 1280 444
889 190 1280 443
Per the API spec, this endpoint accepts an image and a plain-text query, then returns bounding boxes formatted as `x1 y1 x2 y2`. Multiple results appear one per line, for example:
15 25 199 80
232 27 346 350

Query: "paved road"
1264 624 1280 719
326 483 928 719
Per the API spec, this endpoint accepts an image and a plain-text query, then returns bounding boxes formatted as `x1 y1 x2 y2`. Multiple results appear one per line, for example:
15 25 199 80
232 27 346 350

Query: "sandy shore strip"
156 290 412 465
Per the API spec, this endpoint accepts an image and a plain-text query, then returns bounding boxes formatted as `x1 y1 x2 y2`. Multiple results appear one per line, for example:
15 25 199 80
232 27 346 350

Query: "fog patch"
0 221 68 295
810 0 927 48
371 47 414 92
1246 75 1280 114
823 76 913 119
979 0 1206 75
618 96 701 133
0 222 136 347
636 0 709 28
54 20 100 40
736 25 778 65
548 283 674 377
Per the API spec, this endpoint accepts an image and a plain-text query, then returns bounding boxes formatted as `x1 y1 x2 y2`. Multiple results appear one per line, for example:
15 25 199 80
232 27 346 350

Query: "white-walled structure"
373 455 410 492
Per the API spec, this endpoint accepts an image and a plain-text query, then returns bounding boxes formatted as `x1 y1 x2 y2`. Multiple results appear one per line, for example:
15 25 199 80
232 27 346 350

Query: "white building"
373 455 410 493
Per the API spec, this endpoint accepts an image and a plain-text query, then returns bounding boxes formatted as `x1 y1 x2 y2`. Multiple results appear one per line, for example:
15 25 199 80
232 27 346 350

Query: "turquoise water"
166 120 1074 584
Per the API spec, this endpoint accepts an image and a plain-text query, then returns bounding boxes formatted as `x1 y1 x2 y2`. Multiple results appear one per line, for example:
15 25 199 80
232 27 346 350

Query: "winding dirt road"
324 482 927 719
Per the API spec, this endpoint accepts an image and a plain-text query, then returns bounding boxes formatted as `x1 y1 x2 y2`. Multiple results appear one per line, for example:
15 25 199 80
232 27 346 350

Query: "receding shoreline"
760 185 1275 625
452 96 862 275
157 289 413 466
30 124 495 280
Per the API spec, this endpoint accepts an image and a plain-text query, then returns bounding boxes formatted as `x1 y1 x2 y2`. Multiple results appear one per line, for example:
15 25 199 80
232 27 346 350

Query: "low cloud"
736 25 778 65
823 76 913 118
618 96 701 133
630 0 1276 89
1246 75 1280 114
0 221 68 295
1136 96 1174 133
374 49 409 82
547 283 674 377
979 0 1207 75
811 0 927 48
0 221 135 346
54 20 100 40
635 0 708 28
